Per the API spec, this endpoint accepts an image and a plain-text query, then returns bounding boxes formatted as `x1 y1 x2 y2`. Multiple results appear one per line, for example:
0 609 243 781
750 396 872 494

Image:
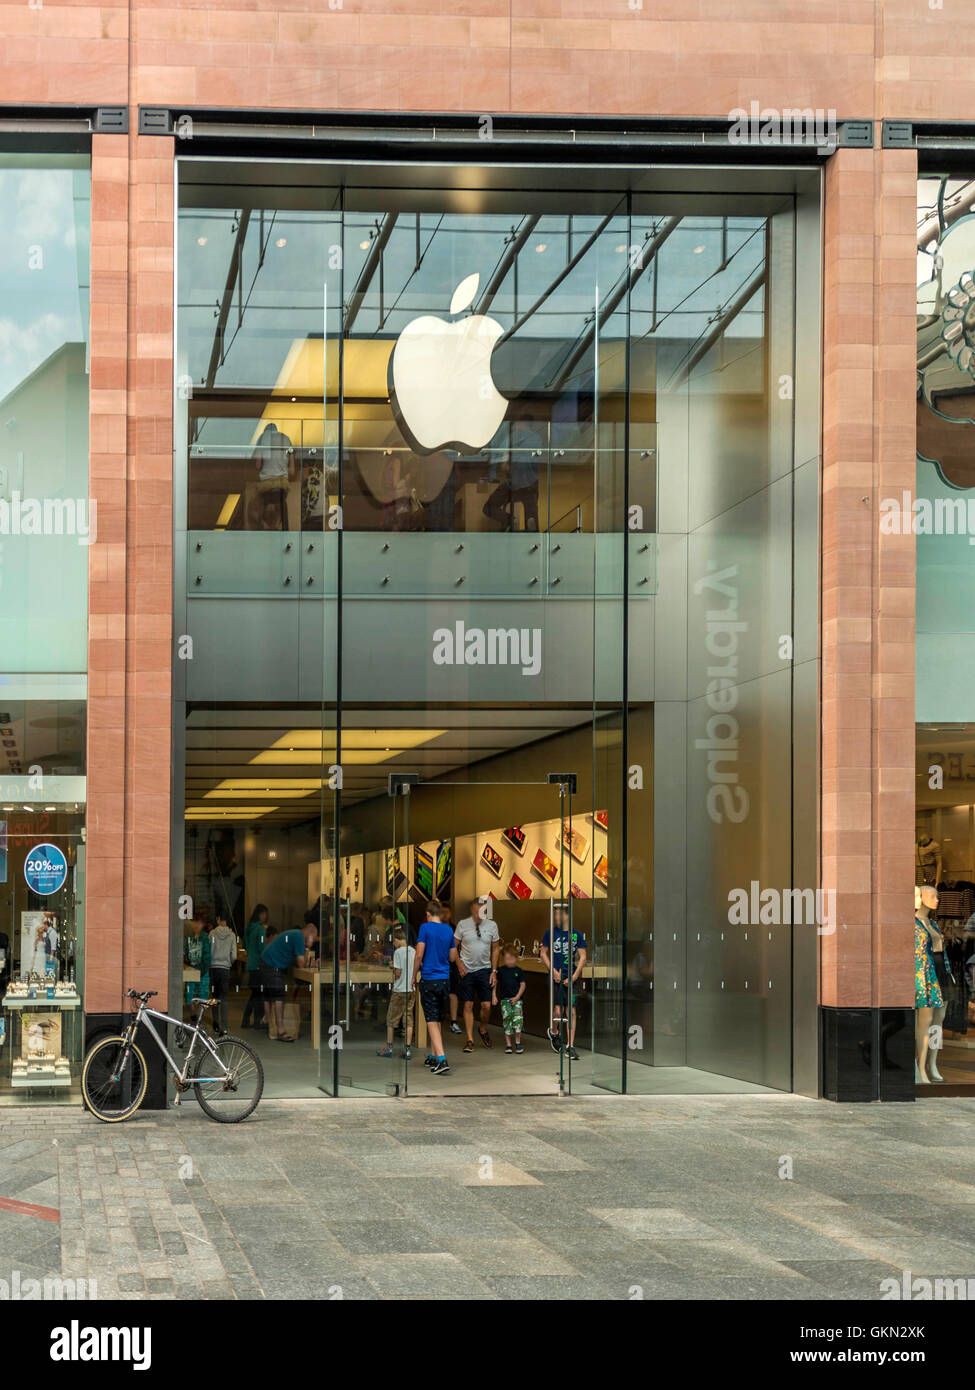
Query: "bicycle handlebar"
125 989 158 1001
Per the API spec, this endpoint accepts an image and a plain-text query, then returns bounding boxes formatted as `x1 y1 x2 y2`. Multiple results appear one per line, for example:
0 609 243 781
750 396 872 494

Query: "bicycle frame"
124 1001 232 1087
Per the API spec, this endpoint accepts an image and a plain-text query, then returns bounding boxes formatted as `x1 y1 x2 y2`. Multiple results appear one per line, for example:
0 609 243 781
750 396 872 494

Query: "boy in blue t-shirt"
540 906 587 1060
412 900 457 1076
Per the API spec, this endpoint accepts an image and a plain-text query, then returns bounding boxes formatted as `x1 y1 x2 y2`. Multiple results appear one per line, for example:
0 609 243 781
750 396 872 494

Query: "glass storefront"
0 156 91 1103
914 173 975 1091
174 158 817 1097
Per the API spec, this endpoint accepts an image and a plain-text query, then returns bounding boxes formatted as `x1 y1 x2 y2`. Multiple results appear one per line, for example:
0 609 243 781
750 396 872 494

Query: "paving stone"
1 1094 974 1300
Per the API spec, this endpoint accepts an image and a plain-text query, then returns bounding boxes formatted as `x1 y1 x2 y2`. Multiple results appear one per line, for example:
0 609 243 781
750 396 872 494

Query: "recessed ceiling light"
615 244 626 254
693 245 705 254
276 237 287 248
359 239 370 250
197 236 208 247
535 243 547 253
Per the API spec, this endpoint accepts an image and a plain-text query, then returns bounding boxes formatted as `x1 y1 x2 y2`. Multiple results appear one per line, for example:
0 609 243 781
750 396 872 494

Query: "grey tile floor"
0 1093 972 1300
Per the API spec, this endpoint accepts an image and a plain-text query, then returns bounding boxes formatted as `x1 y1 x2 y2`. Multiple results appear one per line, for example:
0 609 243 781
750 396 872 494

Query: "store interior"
915 723 975 1090
181 703 774 1099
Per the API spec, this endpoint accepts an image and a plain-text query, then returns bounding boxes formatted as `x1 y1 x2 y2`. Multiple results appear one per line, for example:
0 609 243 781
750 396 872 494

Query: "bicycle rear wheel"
191 1034 264 1122
81 1036 148 1122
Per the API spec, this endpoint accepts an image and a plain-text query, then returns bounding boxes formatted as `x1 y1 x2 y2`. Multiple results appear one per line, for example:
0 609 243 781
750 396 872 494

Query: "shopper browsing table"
260 923 318 1042
454 898 499 1052
412 900 457 1076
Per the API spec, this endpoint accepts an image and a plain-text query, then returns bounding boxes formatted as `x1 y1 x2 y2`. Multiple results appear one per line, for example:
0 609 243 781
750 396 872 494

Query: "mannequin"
916 833 942 887
915 885 945 1083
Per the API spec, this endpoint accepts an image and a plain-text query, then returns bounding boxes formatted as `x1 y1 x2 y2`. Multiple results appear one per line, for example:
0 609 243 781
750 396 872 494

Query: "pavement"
2 1093 974 1300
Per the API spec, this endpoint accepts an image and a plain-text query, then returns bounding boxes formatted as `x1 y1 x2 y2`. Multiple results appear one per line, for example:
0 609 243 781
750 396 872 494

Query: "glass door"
382 774 582 1097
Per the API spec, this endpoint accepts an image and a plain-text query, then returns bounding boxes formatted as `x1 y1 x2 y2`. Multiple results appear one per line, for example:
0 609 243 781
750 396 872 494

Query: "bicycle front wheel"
191 1034 264 1123
82 1035 148 1122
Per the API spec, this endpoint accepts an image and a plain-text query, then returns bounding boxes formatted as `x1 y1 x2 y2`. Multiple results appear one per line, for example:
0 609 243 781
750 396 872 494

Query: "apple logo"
388 272 509 455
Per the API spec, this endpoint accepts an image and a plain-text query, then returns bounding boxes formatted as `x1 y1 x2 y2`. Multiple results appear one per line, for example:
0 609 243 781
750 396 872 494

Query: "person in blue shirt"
540 906 587 1060
260 922 317 1042
411 900 458 1076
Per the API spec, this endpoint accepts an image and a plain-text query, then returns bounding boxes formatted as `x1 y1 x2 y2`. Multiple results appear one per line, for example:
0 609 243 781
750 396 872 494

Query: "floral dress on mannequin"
915 916 944 1008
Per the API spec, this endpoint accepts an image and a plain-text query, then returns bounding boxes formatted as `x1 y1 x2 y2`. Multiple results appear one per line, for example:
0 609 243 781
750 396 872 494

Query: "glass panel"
174 159 806 1101
644 204 797 1093
176 184 342 1095
0 153 90 1106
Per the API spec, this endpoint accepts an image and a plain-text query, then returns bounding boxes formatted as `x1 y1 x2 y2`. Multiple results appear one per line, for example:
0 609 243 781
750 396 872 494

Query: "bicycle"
81 989 264 1124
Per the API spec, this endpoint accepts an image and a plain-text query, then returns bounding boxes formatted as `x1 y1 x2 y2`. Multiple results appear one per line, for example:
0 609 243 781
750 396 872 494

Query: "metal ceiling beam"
496 214 612 348
205 207 251 390
548 216 680 393
475 215 541 317
344 213 397 335
666 261 767 390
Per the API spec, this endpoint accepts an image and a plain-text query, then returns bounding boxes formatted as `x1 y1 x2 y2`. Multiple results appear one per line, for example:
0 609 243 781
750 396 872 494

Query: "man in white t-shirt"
378 928 416 1060
251 423 294 530
454 897 500 1051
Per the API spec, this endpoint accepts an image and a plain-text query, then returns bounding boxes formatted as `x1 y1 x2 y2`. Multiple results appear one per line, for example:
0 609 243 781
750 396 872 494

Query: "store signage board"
24 842 67 895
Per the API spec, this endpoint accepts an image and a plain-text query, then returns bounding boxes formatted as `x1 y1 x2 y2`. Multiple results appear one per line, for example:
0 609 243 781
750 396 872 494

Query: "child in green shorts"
494 945 526 1054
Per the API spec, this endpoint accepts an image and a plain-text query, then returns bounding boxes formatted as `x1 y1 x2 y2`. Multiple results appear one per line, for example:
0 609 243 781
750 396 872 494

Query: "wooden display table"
292 957 612 1051
292 963 430 1051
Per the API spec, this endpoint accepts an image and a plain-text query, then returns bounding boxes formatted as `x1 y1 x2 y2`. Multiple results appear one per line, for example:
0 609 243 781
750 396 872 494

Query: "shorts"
387 990 415 1029
260 962 286 1000
551 980 580 1011
419 978 449 1024
458 967 493 1004
501 998 523 1034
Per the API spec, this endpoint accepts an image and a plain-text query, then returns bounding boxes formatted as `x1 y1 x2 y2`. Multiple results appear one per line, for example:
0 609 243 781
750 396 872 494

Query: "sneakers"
547 1027 562 1053
463 1040 474 1053
376 1044 393 1058
566 1045 579 1062
423 1054 436 1068
478 1029 493 1049
402 1046 412 1060
449 1021 463 1034
431 1057 451 1075
514 1043 525 1054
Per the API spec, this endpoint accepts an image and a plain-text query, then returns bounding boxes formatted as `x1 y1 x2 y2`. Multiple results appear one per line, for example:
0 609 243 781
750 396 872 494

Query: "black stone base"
820 1006 915 1102
84 1013 169 1110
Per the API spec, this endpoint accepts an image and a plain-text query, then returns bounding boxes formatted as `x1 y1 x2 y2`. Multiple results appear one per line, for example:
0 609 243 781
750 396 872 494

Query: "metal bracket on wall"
138 107 172 136
837 120 874 148
94 107 129 135
546 772 578 794
388 773 419 797
882 120 914 149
